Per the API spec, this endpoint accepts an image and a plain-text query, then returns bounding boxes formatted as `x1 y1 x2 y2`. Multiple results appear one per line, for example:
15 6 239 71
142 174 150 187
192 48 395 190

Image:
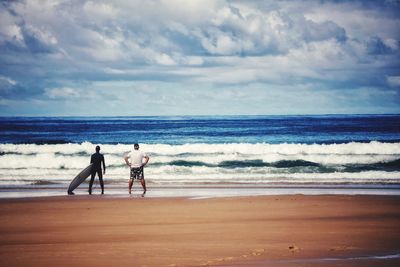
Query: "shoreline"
1 184 400 199
1 195 400 267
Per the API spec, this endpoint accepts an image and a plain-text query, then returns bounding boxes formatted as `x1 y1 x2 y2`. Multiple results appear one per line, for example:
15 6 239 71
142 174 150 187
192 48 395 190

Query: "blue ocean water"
1 115 399 144
0 115 400 197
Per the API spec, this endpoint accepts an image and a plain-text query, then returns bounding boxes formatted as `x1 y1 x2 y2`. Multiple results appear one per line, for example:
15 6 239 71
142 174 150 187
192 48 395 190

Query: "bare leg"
128 179 133 194
140 179 146 195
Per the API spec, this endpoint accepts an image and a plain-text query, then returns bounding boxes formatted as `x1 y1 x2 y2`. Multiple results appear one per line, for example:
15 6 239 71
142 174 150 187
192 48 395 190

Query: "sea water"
0 115 399 197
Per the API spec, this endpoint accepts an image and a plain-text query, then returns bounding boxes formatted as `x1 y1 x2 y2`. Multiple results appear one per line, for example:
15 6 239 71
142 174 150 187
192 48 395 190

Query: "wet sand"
0 195 399 267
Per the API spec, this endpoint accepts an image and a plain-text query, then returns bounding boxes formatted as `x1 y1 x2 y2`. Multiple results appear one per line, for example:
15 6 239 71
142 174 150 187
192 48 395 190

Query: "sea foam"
1 141 399 186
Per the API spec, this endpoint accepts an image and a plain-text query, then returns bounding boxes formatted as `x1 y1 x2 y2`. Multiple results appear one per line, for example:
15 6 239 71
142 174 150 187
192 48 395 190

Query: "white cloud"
0 0 378 65
3 24 24 44
44 87 81 99
383 38 399 51
1 0 399 115
154 53 176 66
159 0 223 23
26 24 58 46
304 2 400 40
182 56 204 66
83 1 117 18
166 38 357 84
387 76 400 87
288 39 348 69
0 8 24 45
201 33 241 55
0 75 17 86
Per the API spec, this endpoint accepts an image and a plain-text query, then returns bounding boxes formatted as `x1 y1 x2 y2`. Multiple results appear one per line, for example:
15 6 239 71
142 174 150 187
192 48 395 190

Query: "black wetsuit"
89 152 105 193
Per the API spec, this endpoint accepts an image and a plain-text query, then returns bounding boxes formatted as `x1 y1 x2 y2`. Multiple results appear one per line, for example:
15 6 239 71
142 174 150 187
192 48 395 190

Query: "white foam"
1 141 399 168
1 141 400 155
1 142 400 186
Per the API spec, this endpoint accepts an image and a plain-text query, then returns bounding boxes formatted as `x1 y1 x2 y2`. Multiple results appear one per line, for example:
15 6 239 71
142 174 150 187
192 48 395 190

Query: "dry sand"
0 195 399 267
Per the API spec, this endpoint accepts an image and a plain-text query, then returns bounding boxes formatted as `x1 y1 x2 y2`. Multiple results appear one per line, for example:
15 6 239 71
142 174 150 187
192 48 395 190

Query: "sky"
0 0 399 116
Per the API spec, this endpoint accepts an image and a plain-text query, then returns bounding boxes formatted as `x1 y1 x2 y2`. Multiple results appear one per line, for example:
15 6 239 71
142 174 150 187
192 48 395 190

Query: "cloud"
0 75 19 99
25 25 58 46
154 53 176 66
0 7 24 46
304 1 400 40
83 1 117 19
387 76 400 87
44 87 81 99
366 36 396 55
0 0 399 115
0 75 17 86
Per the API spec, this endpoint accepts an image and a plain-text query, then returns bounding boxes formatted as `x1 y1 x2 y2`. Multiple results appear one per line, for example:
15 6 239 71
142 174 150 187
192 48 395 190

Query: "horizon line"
1 113 400 118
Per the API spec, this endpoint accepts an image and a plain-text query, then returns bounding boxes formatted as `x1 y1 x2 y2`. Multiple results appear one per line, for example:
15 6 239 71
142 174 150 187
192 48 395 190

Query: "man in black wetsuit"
89 145 106 195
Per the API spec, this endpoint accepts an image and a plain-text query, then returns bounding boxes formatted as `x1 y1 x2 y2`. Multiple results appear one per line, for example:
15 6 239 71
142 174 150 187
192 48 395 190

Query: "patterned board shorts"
130 166 144 180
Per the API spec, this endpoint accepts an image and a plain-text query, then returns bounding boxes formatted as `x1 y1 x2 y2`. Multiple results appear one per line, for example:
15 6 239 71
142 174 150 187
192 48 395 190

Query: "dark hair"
96 145 100 152
134 143 139 149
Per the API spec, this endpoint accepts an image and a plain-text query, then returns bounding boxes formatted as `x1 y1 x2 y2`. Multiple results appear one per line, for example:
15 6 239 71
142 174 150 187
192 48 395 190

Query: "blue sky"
0 0 399 116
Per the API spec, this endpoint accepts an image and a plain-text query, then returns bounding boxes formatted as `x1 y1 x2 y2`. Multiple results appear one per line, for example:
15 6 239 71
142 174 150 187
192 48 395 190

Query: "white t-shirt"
127 150 147 168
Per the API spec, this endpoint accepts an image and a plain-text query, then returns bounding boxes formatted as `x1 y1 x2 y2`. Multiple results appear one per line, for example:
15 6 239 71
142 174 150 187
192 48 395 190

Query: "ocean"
1 115 400 198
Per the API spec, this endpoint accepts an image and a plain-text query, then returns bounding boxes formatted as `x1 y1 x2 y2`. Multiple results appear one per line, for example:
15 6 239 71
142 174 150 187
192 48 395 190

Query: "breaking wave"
0 141 399 186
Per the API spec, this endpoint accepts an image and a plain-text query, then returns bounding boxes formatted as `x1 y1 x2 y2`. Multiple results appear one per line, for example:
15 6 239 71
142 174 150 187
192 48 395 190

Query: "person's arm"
142 155 149 167
124 154 131 167
90 154 93 164
102 155 106 174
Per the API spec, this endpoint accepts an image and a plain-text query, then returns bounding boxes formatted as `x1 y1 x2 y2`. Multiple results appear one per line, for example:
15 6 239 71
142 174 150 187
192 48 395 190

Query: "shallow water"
218 253 400 266
1 184 400 199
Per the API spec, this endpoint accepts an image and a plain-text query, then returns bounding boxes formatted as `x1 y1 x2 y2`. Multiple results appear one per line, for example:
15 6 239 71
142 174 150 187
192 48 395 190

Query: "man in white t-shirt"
124 143 149 195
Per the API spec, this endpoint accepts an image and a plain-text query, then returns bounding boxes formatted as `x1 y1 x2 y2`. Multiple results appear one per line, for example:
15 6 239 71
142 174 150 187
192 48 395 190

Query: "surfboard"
68 164 93 195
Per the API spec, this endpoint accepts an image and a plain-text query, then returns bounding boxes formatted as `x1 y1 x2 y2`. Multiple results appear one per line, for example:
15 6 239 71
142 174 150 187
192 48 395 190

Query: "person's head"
134 143 139 150
95 145 100 152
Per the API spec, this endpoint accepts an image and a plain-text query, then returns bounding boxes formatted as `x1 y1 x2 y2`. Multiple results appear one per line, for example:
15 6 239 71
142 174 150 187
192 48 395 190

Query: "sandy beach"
0 195 399 267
